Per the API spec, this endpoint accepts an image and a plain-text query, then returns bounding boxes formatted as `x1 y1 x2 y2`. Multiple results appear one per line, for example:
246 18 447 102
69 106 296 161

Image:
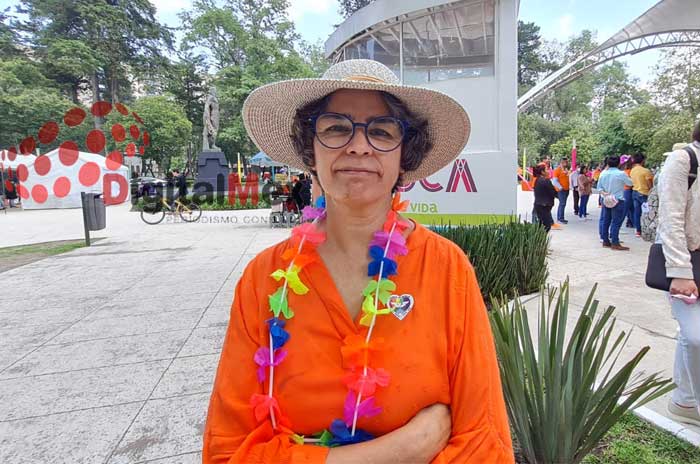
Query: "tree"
591 62 648 115
517 21 546 94
180 0 316 167
648 113 697 167
338 0 373 18
651 48 700 116
106 96 192 173
18 0 172 105
549 116 598 165
594 111 636 159
623 103 663 156
0 8 20 59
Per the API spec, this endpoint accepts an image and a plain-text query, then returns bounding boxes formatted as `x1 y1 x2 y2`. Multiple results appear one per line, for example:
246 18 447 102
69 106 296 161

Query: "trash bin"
84 192 106 231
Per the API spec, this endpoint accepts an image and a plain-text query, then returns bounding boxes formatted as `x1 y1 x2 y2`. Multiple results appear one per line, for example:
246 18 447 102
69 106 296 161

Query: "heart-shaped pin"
388 294 414 321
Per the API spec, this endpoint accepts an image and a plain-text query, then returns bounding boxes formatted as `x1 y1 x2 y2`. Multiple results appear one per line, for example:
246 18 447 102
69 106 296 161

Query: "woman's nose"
345 126 372 156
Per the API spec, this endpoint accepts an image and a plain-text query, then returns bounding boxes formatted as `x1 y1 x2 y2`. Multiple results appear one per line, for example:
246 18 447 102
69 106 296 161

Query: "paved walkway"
0 194 696 463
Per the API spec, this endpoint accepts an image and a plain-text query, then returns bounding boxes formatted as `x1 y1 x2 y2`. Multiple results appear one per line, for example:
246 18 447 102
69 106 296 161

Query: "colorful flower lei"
249 193 410 447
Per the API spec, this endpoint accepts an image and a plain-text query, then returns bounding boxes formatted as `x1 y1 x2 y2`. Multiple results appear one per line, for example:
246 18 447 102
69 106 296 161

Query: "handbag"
645 146 700 291
602 193 618 208
645 244 700 291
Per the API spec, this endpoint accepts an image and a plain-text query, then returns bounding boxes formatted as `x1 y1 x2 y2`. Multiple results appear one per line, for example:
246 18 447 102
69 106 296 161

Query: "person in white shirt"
569 168 580 216
661 120 700 427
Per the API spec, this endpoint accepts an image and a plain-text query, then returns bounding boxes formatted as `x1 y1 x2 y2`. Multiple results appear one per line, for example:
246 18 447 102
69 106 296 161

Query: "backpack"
641 146 698 242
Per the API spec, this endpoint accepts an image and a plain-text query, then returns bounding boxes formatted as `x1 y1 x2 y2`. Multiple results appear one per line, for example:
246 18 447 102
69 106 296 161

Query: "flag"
571 139 577 171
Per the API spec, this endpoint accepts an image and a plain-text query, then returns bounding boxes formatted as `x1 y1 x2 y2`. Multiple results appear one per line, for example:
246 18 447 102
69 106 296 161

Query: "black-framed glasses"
310 112 408 152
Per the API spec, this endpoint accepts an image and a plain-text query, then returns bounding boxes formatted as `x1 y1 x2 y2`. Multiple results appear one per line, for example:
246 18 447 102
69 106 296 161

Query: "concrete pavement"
0 193 697 463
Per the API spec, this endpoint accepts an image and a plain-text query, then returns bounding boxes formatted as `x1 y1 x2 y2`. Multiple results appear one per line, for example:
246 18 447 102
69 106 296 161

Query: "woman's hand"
670 278 699 297
325 403 452 464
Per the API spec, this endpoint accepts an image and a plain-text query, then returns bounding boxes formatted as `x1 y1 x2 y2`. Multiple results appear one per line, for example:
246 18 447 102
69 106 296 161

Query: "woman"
532 164 557 232
203 60 513 463
577 165 592 220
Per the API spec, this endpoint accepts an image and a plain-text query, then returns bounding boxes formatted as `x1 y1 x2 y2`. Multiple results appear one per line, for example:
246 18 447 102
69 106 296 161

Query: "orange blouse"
203 222 514 463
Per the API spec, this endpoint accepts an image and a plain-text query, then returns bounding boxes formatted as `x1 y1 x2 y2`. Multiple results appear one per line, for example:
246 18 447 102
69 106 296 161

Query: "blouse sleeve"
202 262 329 464
431 256 514 464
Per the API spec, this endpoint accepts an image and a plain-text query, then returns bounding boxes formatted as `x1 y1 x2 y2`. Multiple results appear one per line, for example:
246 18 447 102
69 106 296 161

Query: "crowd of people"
531 151 655 252
532 120 700 428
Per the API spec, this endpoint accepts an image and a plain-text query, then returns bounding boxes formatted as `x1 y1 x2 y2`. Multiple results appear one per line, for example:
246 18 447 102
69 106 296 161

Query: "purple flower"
369 231 408 260
302 206 326 222
253 347 287 382
343 391 382 426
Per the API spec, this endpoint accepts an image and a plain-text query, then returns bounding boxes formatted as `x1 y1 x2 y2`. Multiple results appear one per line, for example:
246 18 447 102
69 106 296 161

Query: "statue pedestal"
195 151 229 194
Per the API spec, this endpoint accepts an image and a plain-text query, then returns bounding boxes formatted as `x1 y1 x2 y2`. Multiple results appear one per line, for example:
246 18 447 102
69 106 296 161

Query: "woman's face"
312 89 402 206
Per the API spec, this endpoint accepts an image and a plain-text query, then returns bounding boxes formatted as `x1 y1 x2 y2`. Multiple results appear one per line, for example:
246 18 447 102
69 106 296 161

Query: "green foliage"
338 0 373 18
651 48 700 116
518 21 546 94
431 221 549 303
647 113 697 167
491 282 674 464
106 96 192 171
548 116 597 164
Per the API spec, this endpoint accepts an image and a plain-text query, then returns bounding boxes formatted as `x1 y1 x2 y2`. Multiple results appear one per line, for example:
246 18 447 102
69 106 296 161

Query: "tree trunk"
91 72 101 130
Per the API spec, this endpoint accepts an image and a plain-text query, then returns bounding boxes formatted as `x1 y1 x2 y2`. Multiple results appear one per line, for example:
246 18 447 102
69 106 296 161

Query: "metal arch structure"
518 0 700 112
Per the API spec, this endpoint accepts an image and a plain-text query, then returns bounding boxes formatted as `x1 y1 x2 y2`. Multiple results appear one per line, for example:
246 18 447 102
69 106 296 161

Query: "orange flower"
281 249 317 270
341 334 386 369
383 211 410 234
391 192 409 212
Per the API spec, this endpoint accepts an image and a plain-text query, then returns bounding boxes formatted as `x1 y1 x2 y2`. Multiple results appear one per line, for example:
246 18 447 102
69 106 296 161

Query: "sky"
1 0 666 84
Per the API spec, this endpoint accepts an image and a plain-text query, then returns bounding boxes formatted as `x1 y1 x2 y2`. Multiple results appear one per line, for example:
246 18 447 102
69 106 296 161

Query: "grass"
581 413 700 464
0 239 90 273
0 240 86 257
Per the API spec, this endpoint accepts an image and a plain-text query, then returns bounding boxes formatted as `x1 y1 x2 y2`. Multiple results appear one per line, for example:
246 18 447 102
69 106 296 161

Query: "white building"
326 0 518 224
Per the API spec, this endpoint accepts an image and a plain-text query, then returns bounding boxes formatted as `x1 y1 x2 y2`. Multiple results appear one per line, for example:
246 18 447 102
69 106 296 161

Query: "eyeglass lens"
315 114 404 152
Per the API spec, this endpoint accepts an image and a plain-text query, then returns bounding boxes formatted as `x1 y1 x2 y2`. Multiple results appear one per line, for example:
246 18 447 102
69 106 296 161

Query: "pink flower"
302 205 326 221
291 222 326 246
370 230 408 259
254 347 288 382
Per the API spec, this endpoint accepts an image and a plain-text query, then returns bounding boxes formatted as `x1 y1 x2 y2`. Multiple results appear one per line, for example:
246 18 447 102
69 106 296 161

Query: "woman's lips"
336 169 377 176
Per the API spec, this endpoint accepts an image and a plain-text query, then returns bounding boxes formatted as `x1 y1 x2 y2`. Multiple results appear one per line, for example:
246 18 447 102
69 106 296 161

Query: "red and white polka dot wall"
1 101 148 207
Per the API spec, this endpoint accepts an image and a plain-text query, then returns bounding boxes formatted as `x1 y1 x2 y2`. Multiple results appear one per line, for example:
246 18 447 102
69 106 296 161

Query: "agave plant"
489 281 674 464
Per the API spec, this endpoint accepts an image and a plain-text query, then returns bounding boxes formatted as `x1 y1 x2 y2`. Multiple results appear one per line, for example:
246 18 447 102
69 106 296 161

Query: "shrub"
490 281 674 464
432 221 549 303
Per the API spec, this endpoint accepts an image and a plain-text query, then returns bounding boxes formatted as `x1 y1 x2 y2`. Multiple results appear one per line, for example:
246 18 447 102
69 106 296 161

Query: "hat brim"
242 78 471 184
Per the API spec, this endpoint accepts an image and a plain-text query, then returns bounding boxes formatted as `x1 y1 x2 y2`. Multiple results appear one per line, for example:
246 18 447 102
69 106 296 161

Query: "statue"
203 86 220 151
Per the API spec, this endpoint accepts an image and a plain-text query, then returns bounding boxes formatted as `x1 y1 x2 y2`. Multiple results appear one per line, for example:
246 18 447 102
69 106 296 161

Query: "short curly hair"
290 90 432 192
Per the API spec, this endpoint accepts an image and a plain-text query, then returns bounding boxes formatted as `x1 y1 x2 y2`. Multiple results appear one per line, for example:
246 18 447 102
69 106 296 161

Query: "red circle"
129 125 140 141
59 141 79 166
86 130 106 153
17 164 28 182
91 101 112 117
38 121 60 144
106 151 123 170
111 124 126 142
132 111 144 124
125 143 136 157
116 103 129 115
143 131 150 146
4 180 14 192
8 147 17 161
31 184 48 203
53 176 71 198
79 162 100 186
139 145 145 155
34 155 51 176
64 107 86 127
19 136 36 155
18 184 29 200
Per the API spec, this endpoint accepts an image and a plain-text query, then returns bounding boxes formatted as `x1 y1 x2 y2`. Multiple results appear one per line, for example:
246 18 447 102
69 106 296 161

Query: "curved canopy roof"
518 0 700 111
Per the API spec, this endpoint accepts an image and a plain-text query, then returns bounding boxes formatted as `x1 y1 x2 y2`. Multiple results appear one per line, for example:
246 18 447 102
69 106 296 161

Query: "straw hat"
242 59 471 183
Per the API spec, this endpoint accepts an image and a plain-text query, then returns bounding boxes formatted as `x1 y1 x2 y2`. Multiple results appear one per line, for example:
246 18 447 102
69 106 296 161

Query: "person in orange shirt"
620 155 635 229
551 158 571 224
203 60 514 464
